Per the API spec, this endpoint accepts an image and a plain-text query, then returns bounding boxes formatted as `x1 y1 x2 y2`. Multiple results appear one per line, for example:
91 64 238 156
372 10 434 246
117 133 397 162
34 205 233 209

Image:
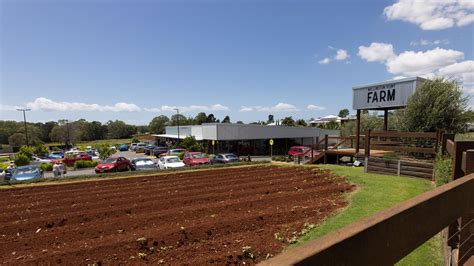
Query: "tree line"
1 79 472 148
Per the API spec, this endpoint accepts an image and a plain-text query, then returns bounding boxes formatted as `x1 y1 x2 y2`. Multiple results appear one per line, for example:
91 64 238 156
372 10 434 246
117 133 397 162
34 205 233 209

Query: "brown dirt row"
0 168 338 223
0 165 354 264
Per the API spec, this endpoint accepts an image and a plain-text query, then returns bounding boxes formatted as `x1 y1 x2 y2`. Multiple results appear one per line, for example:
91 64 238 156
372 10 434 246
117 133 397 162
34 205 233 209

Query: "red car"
183 152 210 166
288 146 312 159
95 156 131 173
63 152 92 167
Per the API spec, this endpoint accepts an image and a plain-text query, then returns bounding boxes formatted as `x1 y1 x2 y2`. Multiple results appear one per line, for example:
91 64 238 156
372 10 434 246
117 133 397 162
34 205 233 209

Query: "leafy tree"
267 114 274 124
281 116 296 127
401 78 469 132
222 116 231 123
179 136 203 151
295 119 307 127
149 115 170 134
131 136 140 143
0 121 21 144
338 109 350 118
169 114 189 126
195 112 208 125
107 120 135 139
81 121 107 141
206 114 218 123
236 121 244 124
340 112 383 136
8 133 26 148
136 125 149 134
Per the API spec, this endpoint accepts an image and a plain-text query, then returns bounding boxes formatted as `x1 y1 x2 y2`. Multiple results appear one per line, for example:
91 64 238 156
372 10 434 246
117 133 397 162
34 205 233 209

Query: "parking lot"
42 151 270 178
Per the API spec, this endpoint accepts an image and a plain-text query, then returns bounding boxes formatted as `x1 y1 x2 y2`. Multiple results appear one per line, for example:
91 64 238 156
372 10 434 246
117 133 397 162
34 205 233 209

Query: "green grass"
296 164 443 265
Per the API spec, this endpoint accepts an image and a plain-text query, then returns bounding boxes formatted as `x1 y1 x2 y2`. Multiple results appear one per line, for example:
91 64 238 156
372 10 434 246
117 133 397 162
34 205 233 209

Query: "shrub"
74 160 98 169
383 152 399 165
434 152 452 186
14 153 31 166
33 144 49 157
131 136 140 143
39 163 53 172
18 146 34 160
98 144 115 160
178 151 186 160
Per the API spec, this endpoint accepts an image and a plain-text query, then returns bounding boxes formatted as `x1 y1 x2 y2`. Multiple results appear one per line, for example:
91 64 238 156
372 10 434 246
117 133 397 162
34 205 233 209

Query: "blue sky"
1 0 473 125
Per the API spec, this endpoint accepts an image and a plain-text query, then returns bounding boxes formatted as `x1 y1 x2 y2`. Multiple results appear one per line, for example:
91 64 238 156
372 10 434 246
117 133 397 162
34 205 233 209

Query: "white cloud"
239 103 299 112
359 42 473 94
306 104 326 111
392 76 407 80
335 49 349 60
358 43 396 62
0 104 23 112
145 104 230 113
410 39 450 46
25 97 141 112
318 58 331 64
384 0 474 30
386 48 464 76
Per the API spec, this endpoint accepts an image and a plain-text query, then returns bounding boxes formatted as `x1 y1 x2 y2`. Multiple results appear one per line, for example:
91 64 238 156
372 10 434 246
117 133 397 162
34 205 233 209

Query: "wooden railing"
260 173 474 266
365 130 441 156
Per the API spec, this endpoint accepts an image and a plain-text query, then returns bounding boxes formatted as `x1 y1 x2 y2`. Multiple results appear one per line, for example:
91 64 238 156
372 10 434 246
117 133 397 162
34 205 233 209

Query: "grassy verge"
296 164 443 265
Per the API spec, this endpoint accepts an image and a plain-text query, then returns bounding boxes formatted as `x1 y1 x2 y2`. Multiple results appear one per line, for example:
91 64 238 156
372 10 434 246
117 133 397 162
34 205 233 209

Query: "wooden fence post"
324 135 328 164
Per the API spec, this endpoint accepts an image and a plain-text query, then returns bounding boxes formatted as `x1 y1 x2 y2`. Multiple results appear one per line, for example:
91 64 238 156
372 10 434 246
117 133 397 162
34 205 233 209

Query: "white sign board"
352 77 425 110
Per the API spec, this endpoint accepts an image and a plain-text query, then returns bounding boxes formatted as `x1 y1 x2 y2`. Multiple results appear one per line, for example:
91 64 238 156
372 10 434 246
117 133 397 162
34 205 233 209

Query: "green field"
296 164 443 265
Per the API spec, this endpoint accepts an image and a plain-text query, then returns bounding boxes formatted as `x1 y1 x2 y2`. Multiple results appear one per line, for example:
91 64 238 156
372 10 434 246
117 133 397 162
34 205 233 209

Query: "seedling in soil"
242 246 255 259
274 232 284 241
137 252 147 260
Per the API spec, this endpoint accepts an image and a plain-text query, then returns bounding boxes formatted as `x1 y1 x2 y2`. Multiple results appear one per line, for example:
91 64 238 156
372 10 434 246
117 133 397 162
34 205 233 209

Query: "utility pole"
174 108 180 145
17 108 31 146
65 120 71 149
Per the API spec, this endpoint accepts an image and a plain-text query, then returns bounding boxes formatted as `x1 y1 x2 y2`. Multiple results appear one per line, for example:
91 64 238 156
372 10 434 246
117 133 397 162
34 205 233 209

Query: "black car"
143 145 157 155
211 153 240 164
130 158 158 171
153 147 169 158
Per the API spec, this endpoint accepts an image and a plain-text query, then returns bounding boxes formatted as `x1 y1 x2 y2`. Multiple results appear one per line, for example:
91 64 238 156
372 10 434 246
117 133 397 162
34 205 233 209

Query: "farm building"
153 123 339 155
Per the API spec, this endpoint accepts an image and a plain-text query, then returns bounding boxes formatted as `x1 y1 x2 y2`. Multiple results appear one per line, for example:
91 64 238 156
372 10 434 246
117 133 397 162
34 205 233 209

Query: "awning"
152 134 204 141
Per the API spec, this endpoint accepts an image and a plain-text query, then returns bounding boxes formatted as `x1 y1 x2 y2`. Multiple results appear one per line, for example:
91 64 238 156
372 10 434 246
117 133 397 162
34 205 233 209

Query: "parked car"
63 152 92 167
130 158 158 171
143 145 157 155
130 143 138 151
85 150 100 160
32 156 52 164
135 143 148 153
119 144 129 151
183 152 210 166
11 165 44 181
158 156 185 169
288 146 312 159
95 156 131 173
48 151 64 159
211 153 240 164
160 148 186 157
153 147 169 158
4 167 14 181
0 169 4 180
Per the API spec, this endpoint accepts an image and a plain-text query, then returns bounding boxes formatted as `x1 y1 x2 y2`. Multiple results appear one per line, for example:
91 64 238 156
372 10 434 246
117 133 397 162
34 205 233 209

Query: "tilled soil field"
0 165 354 265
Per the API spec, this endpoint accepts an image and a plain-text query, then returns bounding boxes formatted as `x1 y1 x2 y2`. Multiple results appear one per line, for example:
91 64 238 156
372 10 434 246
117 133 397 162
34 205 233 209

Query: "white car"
158 156 185 169
32 156 52 164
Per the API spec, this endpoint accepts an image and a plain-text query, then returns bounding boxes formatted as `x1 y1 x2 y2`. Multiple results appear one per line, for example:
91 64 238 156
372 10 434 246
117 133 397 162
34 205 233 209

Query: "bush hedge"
74 160 98 169
14 154 30 166
434 152 452 186
40 163 53 172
